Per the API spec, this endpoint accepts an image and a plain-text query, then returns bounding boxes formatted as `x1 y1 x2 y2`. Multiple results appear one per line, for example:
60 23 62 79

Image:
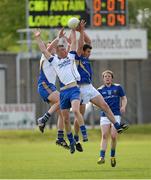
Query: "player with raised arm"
34 21 88 154
97 70 128 167
73 27 128 152
37 42 69 149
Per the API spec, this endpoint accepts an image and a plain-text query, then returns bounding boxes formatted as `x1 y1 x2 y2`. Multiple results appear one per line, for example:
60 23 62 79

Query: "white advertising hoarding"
86 29 148 60
0 104 36 129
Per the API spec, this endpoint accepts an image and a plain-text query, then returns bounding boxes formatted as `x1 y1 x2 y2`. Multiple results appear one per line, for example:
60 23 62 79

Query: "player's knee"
63 118 70 125
111 134 117 141
72 108 80 116
102 133 108 140
62 113 70 124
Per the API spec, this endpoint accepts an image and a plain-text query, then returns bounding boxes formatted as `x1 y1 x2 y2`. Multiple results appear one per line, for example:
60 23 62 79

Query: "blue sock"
67 132 74 145
74 134 79 142
80 125 87 139
100 150 105 158
114 122 121 130
111 149 115 157
57 130 64 142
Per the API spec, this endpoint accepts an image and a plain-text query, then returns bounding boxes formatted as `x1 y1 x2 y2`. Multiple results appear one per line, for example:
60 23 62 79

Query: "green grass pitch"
0 125 151 179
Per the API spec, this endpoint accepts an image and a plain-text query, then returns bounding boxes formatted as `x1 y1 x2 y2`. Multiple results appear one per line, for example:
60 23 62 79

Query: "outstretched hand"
33 29 41 38
76 19 86 32
58 28 66 38
64 35 71 44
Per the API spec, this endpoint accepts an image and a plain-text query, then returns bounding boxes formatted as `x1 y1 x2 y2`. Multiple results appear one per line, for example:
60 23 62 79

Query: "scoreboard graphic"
28 0 90 28
92 0 127 27
28 0 127 28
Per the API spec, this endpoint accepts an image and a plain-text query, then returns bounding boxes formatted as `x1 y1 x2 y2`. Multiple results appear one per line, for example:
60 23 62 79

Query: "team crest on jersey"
107 90 112 95
58 59 71 69
113 90 118 95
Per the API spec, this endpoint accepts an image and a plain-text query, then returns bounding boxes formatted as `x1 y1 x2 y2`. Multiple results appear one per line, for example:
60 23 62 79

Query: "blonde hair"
102 70 114 78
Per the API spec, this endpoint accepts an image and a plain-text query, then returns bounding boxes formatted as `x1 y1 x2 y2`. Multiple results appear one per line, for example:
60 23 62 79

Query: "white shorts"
80 84 100 104
100 115 121 126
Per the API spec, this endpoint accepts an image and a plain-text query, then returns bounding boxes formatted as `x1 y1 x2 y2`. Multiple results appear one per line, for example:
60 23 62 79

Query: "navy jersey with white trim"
97 84 125 116
76 55 92 84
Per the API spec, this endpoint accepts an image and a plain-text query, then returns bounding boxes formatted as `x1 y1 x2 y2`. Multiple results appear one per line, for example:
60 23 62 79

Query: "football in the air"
67 17 80 29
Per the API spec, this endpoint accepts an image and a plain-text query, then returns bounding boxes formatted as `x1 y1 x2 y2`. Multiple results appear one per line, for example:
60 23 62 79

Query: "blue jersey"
76 55 92 84
97 84 125 116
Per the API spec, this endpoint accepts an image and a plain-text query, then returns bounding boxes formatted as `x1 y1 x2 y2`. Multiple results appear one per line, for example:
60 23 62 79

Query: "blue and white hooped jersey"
48 51 81 88
76 55 92 84
97 83 126 116
38 54 57 87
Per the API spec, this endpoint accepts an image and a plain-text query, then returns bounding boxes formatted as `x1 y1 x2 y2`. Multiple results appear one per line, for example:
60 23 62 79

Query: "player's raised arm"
34 28 66 59
69 29 76 51
34 29 51 60
84 31 91 45
77 20 86 56
75 21 91 45
47 28 66 52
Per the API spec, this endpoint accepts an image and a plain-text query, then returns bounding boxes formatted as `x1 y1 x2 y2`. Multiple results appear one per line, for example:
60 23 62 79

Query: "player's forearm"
70 29 76 51
35 36 46 53
35 36 51 60
47 37 59 51
121 96 127 109
77 29 84 55
64 34 71 45
84 31 91 45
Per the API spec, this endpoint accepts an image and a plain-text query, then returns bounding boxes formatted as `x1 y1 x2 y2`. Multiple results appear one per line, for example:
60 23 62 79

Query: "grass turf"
0 125 151 179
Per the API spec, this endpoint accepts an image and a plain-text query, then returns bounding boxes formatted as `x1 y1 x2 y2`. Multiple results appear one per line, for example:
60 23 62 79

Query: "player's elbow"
122 96 127 104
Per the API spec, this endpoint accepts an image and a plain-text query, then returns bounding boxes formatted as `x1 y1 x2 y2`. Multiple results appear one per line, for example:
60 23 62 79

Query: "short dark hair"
83 44 92 51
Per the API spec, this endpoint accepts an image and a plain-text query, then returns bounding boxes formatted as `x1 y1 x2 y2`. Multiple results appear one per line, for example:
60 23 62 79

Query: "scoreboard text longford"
29 0 90 28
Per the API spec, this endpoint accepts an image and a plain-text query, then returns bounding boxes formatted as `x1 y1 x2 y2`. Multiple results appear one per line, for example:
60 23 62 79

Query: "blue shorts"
60 86 80 109
38 82 57 103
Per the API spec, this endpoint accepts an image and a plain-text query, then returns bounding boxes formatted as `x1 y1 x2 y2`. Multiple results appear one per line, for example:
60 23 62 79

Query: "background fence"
0 51 151 126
